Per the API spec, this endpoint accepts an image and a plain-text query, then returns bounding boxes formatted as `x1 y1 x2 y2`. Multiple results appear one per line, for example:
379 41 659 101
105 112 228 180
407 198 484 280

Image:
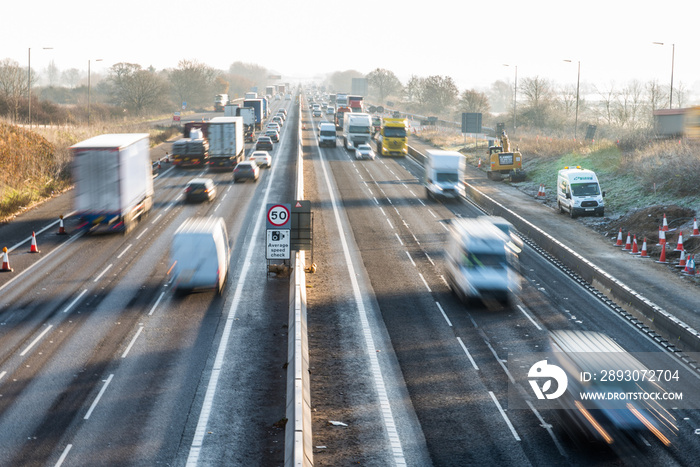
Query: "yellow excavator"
486 131 526 182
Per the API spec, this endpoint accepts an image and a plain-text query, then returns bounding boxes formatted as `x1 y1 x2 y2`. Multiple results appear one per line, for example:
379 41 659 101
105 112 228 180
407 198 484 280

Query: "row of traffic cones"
1 216 68 273
536 184 546 198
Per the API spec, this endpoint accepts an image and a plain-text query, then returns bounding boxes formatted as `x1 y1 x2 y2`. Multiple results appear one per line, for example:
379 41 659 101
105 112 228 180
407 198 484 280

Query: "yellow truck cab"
377 117 408 156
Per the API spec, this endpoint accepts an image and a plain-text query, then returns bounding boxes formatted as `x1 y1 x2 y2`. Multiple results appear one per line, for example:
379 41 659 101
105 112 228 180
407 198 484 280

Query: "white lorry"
556 166 605 218
444 217 520 306
207 116 245 171
424 149 465 200
318 122 337 148
342 112 372 150
71 133 154 234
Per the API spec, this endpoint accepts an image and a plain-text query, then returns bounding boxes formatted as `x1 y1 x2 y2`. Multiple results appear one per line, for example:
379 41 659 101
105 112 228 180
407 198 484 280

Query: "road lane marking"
428 209 437 218
436 302 452 327
526 400 567 457
424 252 435 266
63 289 87 313
0 371 6 381
122 326 144 358
418 273 431 292
20 325 53 356
84 374 114 420
405 251 416 267
117 244 133 259
135 228 149 240
395 233 404 246
55 444 73 467
456 337 478 369
489 391 521 441
386 219 394 229
148 291 166 316
484 339 517 385
517 305 542 331
93 264 113 282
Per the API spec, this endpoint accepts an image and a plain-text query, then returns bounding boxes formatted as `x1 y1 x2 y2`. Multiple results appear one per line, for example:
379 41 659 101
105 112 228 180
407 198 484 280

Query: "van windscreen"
571 182 600 196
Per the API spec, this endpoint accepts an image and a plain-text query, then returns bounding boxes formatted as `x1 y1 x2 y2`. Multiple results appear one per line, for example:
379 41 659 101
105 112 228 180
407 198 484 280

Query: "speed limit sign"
266 204 291 229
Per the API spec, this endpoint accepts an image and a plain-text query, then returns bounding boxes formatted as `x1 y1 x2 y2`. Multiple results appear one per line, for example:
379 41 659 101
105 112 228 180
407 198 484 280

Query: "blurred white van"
170 217 229 294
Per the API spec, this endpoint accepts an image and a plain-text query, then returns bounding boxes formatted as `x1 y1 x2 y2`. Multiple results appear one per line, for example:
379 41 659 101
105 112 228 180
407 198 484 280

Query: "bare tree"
614 80 644 129
0 58 27 121
366 68 402 104
674 81 687 108
519 76 554 127
646 79 665 113
487 80 513 115
45 60 60 87
326 69 364 93
107 62 168 114
594 82 617 126
169 59 220 109
61 68 81 88
421 75 459 115
457 89 490 114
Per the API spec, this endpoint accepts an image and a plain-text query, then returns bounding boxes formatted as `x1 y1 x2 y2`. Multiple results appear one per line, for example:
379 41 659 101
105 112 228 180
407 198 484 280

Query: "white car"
250 150 272 168
355 144 375 160
326 106 335 115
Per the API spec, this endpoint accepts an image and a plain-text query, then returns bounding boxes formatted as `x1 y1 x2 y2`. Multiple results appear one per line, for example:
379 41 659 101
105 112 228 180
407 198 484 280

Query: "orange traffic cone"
684 255 696 275
29 232 40 253
639 237 649 258
655 243 668 264
691 218 700 237
614 228 623 246
676 250 687 268
656 226 666 246
629 235 640 255
537 184 546 198
623 232 632 251
57 215 67 235
683 255 692 274
477 158 482 168
674 231 684 252
662 213 669 231
1 247 12 272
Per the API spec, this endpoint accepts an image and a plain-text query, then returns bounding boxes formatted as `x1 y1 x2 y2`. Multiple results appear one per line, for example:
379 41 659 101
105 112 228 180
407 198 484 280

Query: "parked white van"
170 217 229 294
556 166 605 218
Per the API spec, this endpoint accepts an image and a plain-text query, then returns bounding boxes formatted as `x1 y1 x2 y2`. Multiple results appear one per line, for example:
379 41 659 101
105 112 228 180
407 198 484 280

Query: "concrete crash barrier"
462 180 700 354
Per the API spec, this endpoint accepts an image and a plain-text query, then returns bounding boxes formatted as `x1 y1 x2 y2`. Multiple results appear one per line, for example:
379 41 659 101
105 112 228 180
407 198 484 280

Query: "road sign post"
266 204 292 262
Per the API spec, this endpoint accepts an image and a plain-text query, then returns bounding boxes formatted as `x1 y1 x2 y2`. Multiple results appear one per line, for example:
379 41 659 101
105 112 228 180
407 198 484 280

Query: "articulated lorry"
225 104 256 142
243 99 264 130
424 149 465 200
377 117 408 156
207 116 245 171
342 112 372 150
71 133 154 234
214 94 228 112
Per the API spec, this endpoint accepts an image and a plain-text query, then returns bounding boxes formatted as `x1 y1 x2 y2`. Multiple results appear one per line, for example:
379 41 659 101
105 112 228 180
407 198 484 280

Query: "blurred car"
355 144 375 160
271 115 284 127
250 150 272 168
233 160 260 182
276 110 286 121
264 129 280 143
184 177 216 203
277 108 287 118
274 94 281 100
267 122 282 133
312 109 322 117
256 136 273 151
326 106 335 115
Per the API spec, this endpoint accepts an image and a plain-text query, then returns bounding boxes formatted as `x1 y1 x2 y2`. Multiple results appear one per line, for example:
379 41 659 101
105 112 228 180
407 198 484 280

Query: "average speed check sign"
266 204 291 229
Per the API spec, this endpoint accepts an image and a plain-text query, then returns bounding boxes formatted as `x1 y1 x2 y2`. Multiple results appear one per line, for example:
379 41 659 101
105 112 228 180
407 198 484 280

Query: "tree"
169 59 220 110
421 75 458 115
0 58 27 121
45 60 60 87
594 82 617 126
229 62 268 85
366 68 402 104
487 80 513 115
457 89 490 114
519 76 554 127
61 68 81 88
403 75 424 107
326 70 364 93
107 62 168 114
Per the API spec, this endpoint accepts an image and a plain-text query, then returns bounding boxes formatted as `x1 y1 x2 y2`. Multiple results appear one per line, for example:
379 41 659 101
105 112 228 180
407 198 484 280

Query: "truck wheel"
569 208 577 219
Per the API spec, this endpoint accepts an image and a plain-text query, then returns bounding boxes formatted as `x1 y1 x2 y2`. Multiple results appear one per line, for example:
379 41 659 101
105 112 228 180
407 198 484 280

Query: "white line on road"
84 374 114 420
93 264 113 282
484 339 517 385
517 305 542 331
526 400 567 457
63 289 87 313
428 209 437 218
122 326 144 358
20 325 53 356
395 233 404 246
425 252 435 266
419 273 432 292
386 218 394 230
148 291 166 316
436 302 452 327
0 371 6 381
150 213 163 225
135 228 149 240
116 244 133 259
456 337 478 369
489 391 521 441
405 251 416 267
417 199 425 207
54 444 72 467
412 234 420 245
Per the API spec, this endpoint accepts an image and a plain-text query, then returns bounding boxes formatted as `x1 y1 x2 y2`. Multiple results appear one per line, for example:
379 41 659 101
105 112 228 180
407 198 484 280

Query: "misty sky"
4 0 699 100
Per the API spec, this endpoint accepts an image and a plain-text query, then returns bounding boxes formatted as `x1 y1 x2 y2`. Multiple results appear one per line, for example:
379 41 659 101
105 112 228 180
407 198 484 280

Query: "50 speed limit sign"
266 204 291 229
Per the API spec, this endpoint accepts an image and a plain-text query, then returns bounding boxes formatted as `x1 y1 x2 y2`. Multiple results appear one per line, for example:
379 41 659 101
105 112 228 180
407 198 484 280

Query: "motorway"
0 93 699 466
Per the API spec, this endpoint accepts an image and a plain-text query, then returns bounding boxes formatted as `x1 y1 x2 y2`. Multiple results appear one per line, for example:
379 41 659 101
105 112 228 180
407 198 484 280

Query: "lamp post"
652 42 675 109
564 60 580 140
88 58 103 126
28 47 53 129
503 64 517 132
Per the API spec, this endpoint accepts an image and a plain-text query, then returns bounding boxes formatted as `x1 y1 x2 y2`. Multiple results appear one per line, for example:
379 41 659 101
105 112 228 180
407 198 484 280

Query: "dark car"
256 136 274 151
184 178 216 203
233 161 260 182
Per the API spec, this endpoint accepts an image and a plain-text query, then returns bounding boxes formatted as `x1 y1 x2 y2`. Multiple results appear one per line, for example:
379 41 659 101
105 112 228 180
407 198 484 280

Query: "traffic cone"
683 255 692 274
691 218 700 237
655 243 668 263
639 237 649 258
629 235 640 255
57 215 67 235
674 231 684 252
662 213 669 231
656 226 666 246
623 232 632 251
29 232 40 253
684 255 695 275
676 249 687 268
614 228 623 246
0 247 12 272
537 184 546 198
477 158 482 168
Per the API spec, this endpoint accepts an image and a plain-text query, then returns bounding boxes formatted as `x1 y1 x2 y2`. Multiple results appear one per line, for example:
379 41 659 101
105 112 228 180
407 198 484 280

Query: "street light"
503 64 517 132
88 58 103 126
652 42 675 109
28 47 53 129
564 60 580 140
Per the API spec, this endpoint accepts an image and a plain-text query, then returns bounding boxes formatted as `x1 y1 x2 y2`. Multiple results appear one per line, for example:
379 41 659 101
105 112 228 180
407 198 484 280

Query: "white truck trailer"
424 149 465 200
342 112 372 150
71 133 154 234
207 116 245 171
